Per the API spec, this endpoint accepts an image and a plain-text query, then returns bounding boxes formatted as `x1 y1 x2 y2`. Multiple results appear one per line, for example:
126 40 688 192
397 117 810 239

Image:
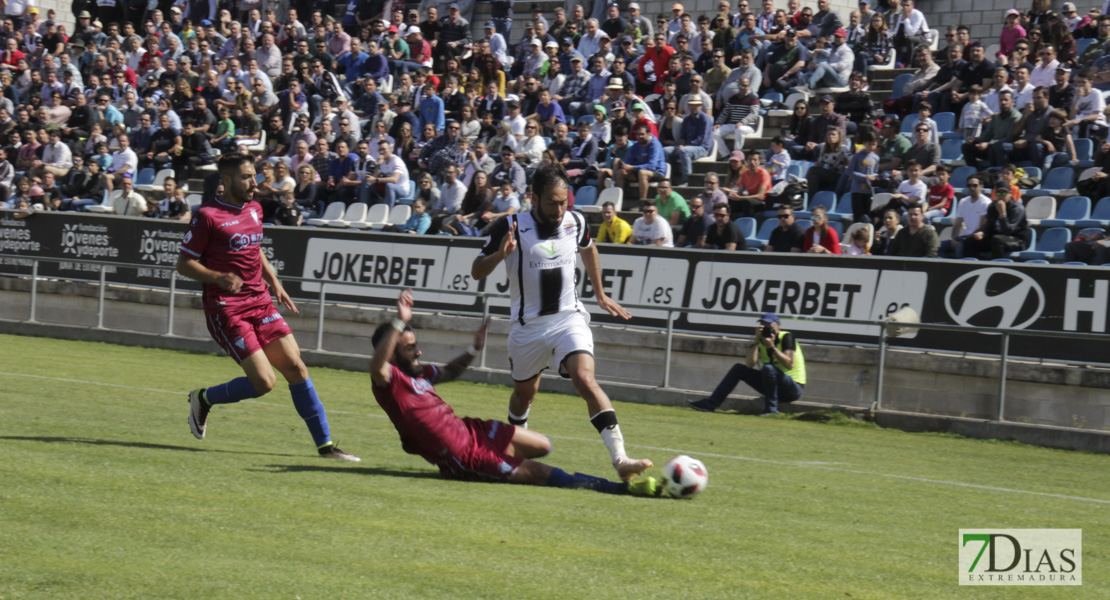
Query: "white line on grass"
4 370 1109 506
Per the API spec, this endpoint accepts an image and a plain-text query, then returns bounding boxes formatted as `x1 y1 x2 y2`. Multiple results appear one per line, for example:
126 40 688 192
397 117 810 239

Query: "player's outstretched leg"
565 354 652 481
511 460 662 497
263 336 360 462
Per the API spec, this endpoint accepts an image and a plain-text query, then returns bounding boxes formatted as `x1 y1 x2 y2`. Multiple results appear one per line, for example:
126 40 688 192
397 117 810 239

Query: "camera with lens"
761 324 775 340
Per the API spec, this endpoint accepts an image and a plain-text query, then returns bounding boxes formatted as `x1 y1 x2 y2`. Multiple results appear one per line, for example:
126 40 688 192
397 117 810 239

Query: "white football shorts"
507 310 594 381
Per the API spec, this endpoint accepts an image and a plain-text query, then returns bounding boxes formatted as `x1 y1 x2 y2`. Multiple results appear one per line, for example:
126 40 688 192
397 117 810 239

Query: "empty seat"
332 202 370 228
796 190 836 219
305 201 346 227
1075 197 1110 228
1017 227 1071 261
371 204 411 230
1041 196 1091 227
736 217 757 239
1024 196 1056 226
581 186 622 214
362 203 390 228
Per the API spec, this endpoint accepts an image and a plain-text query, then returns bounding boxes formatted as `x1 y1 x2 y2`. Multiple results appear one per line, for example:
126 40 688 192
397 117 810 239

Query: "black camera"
761 324 775 340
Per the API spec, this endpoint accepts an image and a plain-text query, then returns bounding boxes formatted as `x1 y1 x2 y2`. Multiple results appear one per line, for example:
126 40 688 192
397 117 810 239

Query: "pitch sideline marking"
3 370 1109 506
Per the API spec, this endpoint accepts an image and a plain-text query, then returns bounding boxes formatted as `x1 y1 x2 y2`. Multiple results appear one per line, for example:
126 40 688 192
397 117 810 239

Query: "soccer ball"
662 455 708 499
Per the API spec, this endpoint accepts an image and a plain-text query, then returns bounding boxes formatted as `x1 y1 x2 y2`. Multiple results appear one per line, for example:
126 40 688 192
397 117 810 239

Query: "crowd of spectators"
0 0 1107 262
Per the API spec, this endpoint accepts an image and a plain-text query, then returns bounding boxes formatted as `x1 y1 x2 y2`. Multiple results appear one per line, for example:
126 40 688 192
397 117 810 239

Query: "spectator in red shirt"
729 152 771 218
924 164 955 223
802 205 843 254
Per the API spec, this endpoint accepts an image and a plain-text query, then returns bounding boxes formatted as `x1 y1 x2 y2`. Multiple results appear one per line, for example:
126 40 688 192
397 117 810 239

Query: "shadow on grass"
250 464 440 479
0 435 300 457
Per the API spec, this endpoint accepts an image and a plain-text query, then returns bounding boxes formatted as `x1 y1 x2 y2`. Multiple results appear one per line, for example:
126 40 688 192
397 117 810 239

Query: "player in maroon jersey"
177 154 358 461
370 289 662 495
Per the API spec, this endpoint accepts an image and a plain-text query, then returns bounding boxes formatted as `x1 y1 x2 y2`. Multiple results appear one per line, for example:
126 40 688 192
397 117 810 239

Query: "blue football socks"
289 378 331 448
204 377 260 405
546 468 626 495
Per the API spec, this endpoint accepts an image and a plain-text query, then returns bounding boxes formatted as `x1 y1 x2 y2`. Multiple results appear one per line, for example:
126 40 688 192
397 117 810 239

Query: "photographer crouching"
687 312 806 416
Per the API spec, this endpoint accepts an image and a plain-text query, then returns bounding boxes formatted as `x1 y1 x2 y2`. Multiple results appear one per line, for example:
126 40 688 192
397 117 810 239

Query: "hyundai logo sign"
944 268 1045 330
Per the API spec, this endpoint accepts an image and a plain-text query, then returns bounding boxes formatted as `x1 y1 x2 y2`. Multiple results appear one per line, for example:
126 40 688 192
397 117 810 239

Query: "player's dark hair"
532 164 570 201
372 320 413 349
217 153 251 179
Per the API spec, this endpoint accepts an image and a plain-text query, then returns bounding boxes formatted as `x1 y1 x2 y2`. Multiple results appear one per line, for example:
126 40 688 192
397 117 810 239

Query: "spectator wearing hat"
765 29 809 93
627 102 657 139
616 34 643 66
1049 67 1075 116
393 28 431 75
627 3 653 41
797 27 852 91
521 37 547 78
689 312 806 416
556 54 592 116
434 2 471 71
481 20 509 67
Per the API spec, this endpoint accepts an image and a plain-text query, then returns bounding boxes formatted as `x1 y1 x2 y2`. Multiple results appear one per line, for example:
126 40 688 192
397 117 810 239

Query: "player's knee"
249 372 277 394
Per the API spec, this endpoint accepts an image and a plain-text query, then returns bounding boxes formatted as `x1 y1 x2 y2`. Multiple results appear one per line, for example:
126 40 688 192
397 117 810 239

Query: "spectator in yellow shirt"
597 200 632 243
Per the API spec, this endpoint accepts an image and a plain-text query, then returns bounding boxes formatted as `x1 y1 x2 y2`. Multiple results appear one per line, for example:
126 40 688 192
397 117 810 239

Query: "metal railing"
4 253 1110 426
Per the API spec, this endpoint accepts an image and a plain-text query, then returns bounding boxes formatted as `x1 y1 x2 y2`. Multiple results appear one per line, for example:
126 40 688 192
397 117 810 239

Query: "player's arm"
580 241 631 320
437 317 490 384
470 218 516 280
370 290 414 387
260 249 298 314
176 254 243 292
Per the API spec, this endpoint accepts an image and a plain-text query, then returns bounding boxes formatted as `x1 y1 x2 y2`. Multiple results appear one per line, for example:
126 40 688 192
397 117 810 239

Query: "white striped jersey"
480 211 592 324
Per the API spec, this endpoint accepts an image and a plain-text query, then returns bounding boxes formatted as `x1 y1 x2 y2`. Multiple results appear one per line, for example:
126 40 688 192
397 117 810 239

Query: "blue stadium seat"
575 186 598 208
134 167 156 187
795 190 836 218
736 217 757 239
1022 166 1042 181
1026 167 1075 196
1078 227 1106 237
576 115 596 126
950 166 975 189
899 116 915 137
796 219 813 230
1076 37 1095 55
829 221 844 236
828 194 853 221
890 73 913 100
933 112 955 133
395 180 417 205
1076 198 1110 227
1017 227 1070 261
940 138 963 163
1041 196 1091 227
1074 138 1095 168
749 218 780 246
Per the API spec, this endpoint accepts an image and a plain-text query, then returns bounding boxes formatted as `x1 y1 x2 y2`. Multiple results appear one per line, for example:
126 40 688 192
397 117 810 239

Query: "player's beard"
399 358 422 377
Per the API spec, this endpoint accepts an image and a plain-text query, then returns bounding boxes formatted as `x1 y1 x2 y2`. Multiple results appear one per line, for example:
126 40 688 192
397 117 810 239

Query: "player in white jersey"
471 164 653 481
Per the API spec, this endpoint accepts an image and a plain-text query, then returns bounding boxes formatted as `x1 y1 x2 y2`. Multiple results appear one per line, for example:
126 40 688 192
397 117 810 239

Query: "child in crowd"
991 163 1023 202
924 164 955 223
847 132 880 223
487 181 520 221
764 136 791 184
887 159 927 223
846 226 871 255
591 105 612 145
958 85 990 141
1038 108 1077 171
273 190 304 227
910 101 939 145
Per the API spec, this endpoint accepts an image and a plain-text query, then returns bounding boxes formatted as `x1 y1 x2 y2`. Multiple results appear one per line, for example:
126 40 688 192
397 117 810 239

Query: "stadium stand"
0 0 1106 263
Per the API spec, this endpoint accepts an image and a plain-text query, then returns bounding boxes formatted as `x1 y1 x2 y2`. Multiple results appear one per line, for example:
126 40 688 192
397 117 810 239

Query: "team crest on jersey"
409 377 433 395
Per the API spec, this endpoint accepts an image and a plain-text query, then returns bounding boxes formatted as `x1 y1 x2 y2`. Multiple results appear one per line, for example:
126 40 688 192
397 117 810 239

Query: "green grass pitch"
0 334 1107 599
